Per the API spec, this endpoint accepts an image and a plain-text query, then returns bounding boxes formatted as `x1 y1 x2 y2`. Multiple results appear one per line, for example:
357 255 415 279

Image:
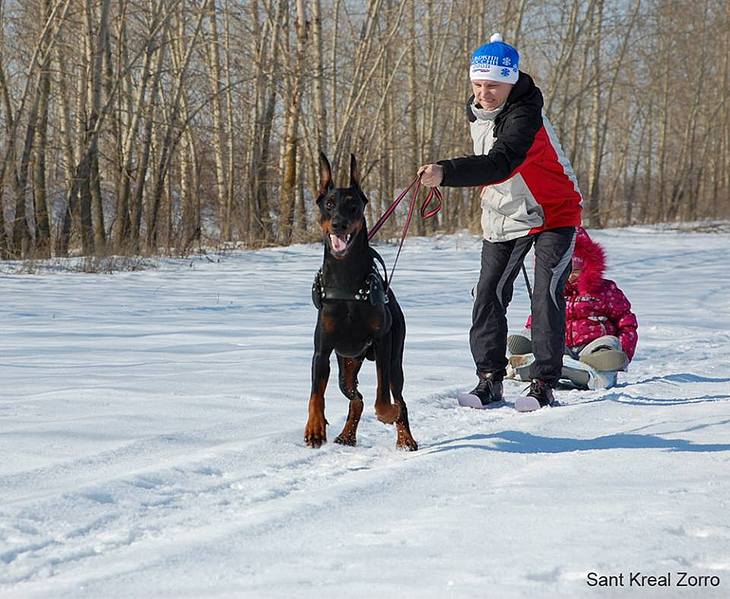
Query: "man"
419 33 582 409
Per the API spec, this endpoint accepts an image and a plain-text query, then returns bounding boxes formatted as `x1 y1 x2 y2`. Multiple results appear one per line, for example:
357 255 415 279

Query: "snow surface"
1 227 729 598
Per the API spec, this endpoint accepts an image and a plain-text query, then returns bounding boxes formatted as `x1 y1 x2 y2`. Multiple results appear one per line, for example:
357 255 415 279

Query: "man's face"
471 80 513 110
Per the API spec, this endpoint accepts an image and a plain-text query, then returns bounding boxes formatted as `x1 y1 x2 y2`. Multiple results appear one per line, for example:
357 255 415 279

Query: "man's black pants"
470 227 576 385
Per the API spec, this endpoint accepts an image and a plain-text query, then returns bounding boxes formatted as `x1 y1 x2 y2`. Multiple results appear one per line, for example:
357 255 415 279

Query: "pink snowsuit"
528 227 638 361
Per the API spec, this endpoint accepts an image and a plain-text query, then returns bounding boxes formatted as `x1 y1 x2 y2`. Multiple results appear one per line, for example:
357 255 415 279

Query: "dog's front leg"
305 349 331 448
373 336 401 424
334 355 364 446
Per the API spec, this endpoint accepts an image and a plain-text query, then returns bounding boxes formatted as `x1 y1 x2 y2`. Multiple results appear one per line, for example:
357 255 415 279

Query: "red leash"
368 175 443 284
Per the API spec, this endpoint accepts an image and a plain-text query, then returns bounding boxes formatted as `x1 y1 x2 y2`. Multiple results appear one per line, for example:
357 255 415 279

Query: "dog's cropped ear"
349 154 360 189
318 152 333 199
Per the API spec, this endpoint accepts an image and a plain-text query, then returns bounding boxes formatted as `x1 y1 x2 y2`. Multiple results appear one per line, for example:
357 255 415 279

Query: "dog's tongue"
330 234 347 252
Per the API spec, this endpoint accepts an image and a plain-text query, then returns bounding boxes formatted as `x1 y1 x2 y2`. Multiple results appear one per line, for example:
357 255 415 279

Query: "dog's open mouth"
328 233 353 256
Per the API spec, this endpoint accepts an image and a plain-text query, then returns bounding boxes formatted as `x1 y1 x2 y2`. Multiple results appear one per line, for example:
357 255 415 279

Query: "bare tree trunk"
638 99 654 224
109 0 127 251
205 0 229 240
277 0 308 245
330 0 341 133
11 77 41 257
586 0 604 228
73 0 112 256
222 0 236 241
131 12 169 253
407 0 420 237
55 31 80 257
568 37 590 170
114 1 163 251
172 10 200 252
312 0 327 153
249 0 284 244
0 17 6 259
0 167 6 258
625 108 648 225
33 0 53 258
656 17 671 222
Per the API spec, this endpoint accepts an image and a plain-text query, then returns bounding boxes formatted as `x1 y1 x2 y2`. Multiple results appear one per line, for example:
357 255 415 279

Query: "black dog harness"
312 248 389 310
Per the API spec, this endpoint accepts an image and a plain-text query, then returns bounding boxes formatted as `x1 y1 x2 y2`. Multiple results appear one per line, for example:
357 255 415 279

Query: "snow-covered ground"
1 226 729 598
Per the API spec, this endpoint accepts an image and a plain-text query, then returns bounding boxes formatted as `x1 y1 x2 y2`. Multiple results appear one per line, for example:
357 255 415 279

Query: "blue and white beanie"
470 33 519 84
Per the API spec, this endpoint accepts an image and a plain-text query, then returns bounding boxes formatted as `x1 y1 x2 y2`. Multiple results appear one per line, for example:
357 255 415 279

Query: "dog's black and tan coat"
304 153 417 451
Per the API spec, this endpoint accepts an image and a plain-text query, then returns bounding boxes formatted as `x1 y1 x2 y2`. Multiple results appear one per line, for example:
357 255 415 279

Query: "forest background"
0 0 727 259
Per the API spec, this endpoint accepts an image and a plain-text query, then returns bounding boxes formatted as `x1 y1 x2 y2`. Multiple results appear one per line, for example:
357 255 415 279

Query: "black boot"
468 372 504 406
527 379 555 407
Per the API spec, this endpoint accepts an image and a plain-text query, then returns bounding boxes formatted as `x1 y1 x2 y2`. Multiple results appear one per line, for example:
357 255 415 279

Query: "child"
508 227 638 389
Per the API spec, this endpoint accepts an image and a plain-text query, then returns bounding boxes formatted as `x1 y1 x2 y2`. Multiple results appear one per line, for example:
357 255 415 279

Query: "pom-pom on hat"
470 33 519 84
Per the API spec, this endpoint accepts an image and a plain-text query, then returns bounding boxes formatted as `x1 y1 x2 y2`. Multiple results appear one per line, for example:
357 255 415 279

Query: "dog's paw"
396 436 418 451
304 430 327 448
334 433 356 446
304 416 327 448
375 403 401 425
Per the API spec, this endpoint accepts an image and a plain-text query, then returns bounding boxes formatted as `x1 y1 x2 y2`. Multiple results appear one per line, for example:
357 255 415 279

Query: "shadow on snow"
426 430 730 454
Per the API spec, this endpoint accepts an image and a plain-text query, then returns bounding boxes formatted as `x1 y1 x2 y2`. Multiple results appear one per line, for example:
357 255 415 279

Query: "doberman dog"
305 152 418 451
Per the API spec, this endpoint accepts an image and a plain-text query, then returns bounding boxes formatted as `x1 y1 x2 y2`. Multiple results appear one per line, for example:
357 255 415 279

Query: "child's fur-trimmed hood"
571 227 606 294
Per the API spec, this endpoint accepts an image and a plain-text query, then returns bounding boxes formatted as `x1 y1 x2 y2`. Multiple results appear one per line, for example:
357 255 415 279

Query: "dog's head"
316 152 368 259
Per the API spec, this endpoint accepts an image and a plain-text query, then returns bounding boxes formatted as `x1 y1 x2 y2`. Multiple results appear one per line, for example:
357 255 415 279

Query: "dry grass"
1 255 158 275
